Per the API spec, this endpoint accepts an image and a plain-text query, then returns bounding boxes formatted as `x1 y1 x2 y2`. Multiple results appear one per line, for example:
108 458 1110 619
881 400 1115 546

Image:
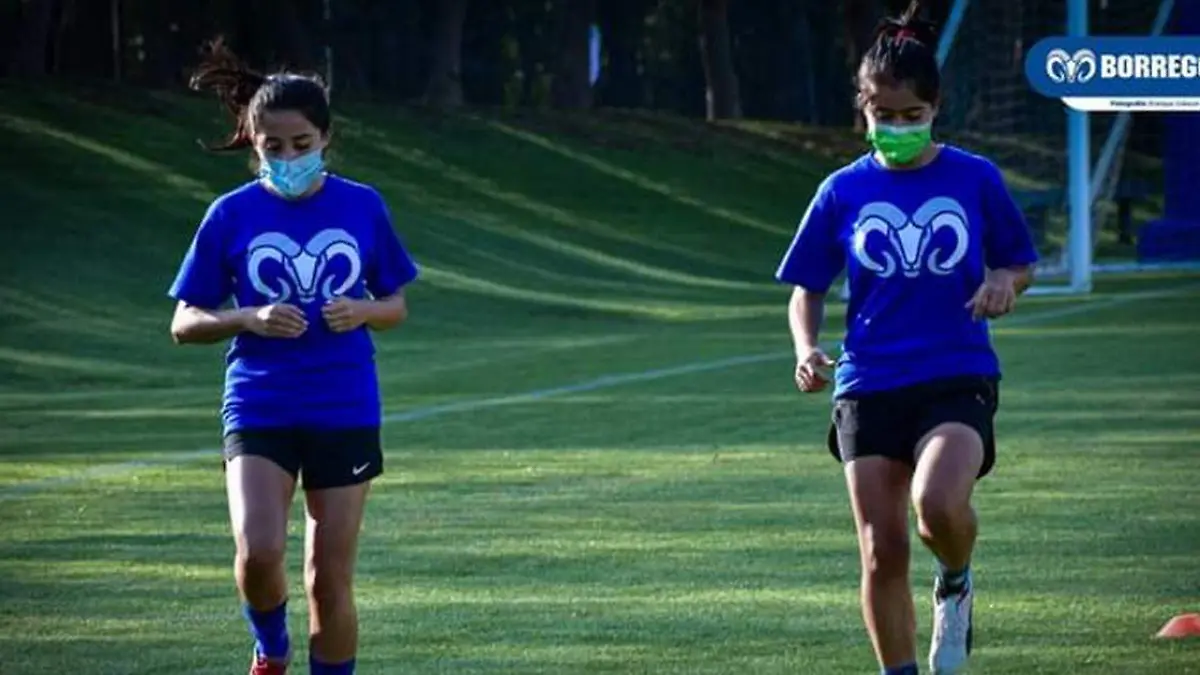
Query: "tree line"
2 0 954 127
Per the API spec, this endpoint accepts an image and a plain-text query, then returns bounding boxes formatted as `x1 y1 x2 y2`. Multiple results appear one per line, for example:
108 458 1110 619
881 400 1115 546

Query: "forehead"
860 80 931 111
254 109 320 138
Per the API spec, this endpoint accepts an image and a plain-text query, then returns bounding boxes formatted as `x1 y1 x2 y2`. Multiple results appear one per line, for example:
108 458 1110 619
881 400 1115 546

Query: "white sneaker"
929 571 973 674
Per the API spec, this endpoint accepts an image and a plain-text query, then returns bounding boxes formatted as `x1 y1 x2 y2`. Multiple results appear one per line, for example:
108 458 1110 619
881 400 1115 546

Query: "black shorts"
223 427 384 491
826 375 1000 478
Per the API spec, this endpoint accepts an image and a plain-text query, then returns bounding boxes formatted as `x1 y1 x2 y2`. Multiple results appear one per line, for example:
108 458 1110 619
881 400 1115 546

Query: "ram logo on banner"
1026 36 1200 111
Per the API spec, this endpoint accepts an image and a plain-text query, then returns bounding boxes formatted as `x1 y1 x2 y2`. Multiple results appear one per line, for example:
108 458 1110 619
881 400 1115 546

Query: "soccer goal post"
836 0 1189 302
936 0 1192 296
931 0 1095 295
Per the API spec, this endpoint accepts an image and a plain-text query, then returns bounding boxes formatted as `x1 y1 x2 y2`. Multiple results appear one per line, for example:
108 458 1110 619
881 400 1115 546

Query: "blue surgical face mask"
259 149 325 198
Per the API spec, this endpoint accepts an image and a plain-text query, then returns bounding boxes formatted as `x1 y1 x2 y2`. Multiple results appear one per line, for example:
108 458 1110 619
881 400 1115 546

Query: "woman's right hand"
794 348 835 393
243 304 308 338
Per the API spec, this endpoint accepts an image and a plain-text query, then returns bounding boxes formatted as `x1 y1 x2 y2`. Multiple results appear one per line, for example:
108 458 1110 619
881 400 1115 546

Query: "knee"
914 489 966 539
305 556 354 611
236 532 286 573
860 524 910 581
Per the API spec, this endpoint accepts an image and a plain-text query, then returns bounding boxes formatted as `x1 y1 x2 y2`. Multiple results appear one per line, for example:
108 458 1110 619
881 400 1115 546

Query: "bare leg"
304 482 370 666
912 423 984 570
226 455 297 662
912 422 985 674
845 456 916 669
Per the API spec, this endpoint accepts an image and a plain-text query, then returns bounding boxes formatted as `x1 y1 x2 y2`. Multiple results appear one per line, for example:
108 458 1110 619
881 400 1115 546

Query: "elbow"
170 303 191 345
392 304 409 328
170 313 202 345
170 322 192 345
371 305 407 331
368 294 409 331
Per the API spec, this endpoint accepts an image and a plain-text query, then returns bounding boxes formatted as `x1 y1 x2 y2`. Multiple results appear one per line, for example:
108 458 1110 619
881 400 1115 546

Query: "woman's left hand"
322 297 370 332
965 269 1019 320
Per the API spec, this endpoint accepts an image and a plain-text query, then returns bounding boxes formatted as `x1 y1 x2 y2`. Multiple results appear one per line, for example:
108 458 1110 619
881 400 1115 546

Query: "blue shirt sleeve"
366 193 419 299
775 176 845 292
981 161 1040 270
167 200 234 309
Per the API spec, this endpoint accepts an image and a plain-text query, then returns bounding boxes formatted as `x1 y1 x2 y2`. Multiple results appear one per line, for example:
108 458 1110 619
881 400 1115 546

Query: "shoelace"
934 589 970 645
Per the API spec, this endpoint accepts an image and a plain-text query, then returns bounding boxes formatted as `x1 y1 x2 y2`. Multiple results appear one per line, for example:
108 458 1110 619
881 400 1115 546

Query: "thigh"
829 392 921 468
911 422 985 514
304 481 371 568
914 376 998 479
844 456 914 564
225 429 300 547
297 427 385 493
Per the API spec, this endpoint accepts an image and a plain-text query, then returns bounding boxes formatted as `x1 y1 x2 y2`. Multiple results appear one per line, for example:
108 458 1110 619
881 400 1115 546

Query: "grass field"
1 80 1198 674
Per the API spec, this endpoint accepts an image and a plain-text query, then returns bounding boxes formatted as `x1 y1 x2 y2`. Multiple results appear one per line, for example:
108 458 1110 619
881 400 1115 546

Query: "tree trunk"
513 1 546 106
842 0 877 131
461 0 511 106
276 0 315 72
424 0 469 109
842 0 875 75
551 0 598 110
51 0 74 77
598 0 649 109
376 0 423 99
12 0 57 77
326 0 370 94
698 0 741 121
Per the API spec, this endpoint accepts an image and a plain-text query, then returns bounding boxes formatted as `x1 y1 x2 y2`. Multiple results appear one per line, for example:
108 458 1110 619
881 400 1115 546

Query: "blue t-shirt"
775 145 1038 399
168 175 420 433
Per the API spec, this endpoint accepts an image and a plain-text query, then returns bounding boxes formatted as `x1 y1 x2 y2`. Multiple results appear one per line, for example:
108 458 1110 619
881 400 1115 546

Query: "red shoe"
249 650 290 675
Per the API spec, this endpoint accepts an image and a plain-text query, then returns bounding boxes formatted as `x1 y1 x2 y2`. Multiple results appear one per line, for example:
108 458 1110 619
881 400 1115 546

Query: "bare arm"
969 265 1036 320
363 291 409 331
788 286 826 358
993 264 1034 295
170 302 251 345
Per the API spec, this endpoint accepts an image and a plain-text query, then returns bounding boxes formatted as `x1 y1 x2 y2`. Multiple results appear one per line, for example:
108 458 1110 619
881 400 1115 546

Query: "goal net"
936 0 1171 294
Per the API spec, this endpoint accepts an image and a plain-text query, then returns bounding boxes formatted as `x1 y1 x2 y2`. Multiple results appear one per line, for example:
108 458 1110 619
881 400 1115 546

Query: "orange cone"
1155 613 1200 639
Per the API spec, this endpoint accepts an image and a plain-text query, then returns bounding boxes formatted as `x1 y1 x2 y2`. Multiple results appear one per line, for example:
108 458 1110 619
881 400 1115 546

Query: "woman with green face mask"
773 2 1039 674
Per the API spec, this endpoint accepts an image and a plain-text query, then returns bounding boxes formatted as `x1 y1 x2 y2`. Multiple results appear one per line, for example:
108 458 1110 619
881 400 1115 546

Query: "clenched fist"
795 348 835 393
322 297 370 333
244 304 308 338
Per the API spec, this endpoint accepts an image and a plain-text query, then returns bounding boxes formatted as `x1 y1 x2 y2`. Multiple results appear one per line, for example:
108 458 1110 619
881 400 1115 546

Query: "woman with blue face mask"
775 2 1039 674
168 40 419 675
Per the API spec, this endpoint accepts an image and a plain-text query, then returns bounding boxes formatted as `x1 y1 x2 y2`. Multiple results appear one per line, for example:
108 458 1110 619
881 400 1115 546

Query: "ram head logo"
246 228 362 304
851 197 970 279
1045 48 1097 84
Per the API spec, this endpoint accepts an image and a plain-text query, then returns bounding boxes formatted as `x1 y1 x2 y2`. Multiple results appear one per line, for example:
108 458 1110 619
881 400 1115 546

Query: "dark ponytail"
856 0 941 105
188 37 331 153
188 38 268 152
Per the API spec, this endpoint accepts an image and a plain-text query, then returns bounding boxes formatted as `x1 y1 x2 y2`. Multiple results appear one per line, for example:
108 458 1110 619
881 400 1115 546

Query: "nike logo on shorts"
352 463 371 476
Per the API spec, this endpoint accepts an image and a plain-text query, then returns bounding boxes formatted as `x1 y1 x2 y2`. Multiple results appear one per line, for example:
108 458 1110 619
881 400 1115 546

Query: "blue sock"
310 657 355 675
243 600 289 659
937 559 971 595
882 663 919 675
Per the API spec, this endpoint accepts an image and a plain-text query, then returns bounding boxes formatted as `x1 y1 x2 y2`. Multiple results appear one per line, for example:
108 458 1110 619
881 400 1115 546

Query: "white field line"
0 283 1194 501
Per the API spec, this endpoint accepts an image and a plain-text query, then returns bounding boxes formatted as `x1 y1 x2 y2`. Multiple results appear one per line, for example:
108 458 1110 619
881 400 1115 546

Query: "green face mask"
866 122 933 165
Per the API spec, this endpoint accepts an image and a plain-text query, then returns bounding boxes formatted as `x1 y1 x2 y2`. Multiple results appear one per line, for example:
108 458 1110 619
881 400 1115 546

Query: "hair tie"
895 28 917 40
